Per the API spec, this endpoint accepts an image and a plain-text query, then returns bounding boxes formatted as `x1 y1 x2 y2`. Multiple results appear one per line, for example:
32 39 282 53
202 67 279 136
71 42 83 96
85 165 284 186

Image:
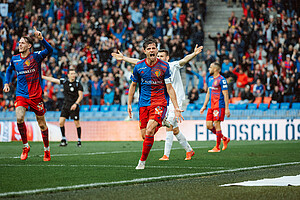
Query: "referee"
42 68 83 147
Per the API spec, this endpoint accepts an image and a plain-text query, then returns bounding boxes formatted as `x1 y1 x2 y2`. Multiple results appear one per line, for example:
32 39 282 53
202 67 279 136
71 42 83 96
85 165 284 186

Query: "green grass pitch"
0 140 299 199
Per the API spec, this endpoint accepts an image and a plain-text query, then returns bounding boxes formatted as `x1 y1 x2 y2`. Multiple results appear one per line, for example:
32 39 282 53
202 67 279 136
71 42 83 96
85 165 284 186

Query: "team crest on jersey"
214 80 218 85
213 110 219 117
155 70 161 77
25 59 30 66
155 106 163 115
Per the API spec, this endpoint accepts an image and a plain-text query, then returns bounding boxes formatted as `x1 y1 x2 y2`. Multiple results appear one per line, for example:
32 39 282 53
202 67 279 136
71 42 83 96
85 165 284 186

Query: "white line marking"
0 161 299 197
0 146 210 159
0 164 227 169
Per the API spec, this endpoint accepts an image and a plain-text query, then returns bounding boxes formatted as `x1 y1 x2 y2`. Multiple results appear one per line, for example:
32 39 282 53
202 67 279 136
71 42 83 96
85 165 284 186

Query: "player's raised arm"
166 83 184 123
200 89 210 114
111 50 139 65
42 75 60 84
178 45 203 67
33 26 53 58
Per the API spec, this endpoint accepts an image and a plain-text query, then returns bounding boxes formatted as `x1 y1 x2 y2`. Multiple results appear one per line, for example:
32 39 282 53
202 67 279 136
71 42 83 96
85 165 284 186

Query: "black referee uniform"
60 78 83 120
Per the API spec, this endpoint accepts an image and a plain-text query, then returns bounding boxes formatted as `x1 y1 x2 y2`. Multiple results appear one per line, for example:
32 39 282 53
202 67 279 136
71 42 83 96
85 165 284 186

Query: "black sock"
60 126 65 138
77 127 81 139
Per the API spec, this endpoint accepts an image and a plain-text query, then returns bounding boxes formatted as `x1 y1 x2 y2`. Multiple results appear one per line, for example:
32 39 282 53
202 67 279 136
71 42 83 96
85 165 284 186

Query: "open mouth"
150 53 155 57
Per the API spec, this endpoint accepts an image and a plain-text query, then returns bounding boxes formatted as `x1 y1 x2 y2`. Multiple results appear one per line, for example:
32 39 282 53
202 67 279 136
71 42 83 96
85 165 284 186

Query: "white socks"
175 131 192 152
23 143 29 148
44 147 50 151
164 131 174 157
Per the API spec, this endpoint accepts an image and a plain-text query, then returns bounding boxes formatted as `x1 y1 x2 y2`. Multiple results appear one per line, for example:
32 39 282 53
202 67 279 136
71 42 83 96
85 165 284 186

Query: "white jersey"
168 61 185 108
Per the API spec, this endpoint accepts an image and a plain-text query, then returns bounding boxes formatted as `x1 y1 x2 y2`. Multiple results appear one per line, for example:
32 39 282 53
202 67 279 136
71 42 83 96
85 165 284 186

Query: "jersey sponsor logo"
25 59 30 66
155 70 161 77
141 78 163 85
16 68 36 75
213 110 219 117
209 86 219 90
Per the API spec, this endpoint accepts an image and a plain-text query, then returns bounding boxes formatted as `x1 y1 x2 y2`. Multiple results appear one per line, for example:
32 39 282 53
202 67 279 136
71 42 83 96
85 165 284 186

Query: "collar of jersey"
145 58 158 68
20 52 32 60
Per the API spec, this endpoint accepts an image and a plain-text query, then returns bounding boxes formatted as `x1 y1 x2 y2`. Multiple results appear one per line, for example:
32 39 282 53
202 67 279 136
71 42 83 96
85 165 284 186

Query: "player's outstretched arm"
42 75 60 84
111 50 139 65
166 83 184 123
222 90 231 117
200 90 210 114
178 45 203 67
127 82 137 118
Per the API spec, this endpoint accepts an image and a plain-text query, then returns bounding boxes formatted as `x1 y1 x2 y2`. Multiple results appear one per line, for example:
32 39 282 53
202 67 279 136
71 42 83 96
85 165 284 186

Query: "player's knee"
16 117 24 124
206 124 213 130
173 128 179 135
146 128 154 136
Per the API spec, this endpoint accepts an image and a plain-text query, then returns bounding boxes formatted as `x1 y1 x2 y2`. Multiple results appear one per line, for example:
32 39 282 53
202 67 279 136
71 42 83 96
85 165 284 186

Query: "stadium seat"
198 93 206 104
236 104 247 110
186 104 196 111
230 97 241 104
110 104 120 111
263 97 272 105
191 110 200 118
229 103 236 110
182 110 192 119
253 97 262 104
253 110 264 118
269 103 279 110
120 105 127 112
280 103 290 110
80 105 90 112
258 103 269 111
291 103 300 109
131 104 139 112
247 103 258 110
100 105 109 112
195 104 203 110
91 105 101 112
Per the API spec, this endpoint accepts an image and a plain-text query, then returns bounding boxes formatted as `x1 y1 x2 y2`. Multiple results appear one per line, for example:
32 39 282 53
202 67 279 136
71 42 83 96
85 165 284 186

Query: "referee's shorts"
60 104 80 120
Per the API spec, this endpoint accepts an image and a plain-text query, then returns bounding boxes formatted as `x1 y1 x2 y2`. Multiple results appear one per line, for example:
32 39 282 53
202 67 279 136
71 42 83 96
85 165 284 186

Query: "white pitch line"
0 164 227 169
0 161 299 197
0 146 210 159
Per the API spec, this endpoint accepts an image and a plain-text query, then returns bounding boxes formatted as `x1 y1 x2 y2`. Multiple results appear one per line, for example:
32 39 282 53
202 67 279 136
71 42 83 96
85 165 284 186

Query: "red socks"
210 127 216 134
140 135 154 161
17 122 28 144
216 130 224 149
41 128 49 148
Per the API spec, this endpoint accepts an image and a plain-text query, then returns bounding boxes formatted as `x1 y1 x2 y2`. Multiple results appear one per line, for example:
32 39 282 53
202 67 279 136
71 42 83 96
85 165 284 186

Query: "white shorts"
166 102 182 129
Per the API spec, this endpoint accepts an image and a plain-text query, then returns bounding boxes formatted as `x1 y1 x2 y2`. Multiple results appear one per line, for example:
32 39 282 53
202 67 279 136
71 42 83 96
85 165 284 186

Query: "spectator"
271 85 283 104
253 78 265 97
236 85 255 104
233 65 248 97
188 87 199 104
89 75 102 105
263 71 277 97
282 77 294 103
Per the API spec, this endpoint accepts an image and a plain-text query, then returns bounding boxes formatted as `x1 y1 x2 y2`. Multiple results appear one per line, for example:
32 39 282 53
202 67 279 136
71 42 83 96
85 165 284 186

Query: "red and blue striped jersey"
131 58 172 108
208 75 228 109
5 39 53 99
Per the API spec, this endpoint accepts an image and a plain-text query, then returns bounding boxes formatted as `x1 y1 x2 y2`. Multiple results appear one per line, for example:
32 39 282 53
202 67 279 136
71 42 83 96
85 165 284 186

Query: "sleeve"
5 60 15 84
78 82 83 91
220 77 228 91
164 64 172 84
35 38 53 62
59 78 65 84
130 65 139 83
173 61 182 69
191 70 201 78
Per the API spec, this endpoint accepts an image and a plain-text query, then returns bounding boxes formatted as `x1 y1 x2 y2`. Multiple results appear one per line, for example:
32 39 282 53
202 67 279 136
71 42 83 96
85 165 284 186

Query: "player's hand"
70 104 77 111
200 106 206 114
174 108 184 123
33 26 43 40
194 45 204 55
3 84 10 93
225 108 231 117
128 104 132 118
111 50 124 61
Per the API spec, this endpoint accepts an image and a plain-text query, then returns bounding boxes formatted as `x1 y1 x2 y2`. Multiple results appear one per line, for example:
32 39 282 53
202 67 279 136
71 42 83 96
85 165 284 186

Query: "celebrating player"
112 45 203 161
3 27 53 161
127 38 184 169
42 68 83 147
200 62 231 152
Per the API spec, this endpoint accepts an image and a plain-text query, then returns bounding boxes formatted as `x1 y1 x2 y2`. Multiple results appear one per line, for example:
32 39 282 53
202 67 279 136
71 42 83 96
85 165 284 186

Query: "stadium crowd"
189 0 300 106
0 0 206 111
0 0 300 112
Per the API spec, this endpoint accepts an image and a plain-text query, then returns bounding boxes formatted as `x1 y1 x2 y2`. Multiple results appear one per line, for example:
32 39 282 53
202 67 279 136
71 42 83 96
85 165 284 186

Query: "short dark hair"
22 36 33 46
213 62 221 72
143 37 157 49
68 68 76 73
158 49 169 56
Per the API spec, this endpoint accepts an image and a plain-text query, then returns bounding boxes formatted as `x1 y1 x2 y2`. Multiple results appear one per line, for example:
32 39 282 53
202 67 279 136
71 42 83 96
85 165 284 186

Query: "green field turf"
0 140 300 199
